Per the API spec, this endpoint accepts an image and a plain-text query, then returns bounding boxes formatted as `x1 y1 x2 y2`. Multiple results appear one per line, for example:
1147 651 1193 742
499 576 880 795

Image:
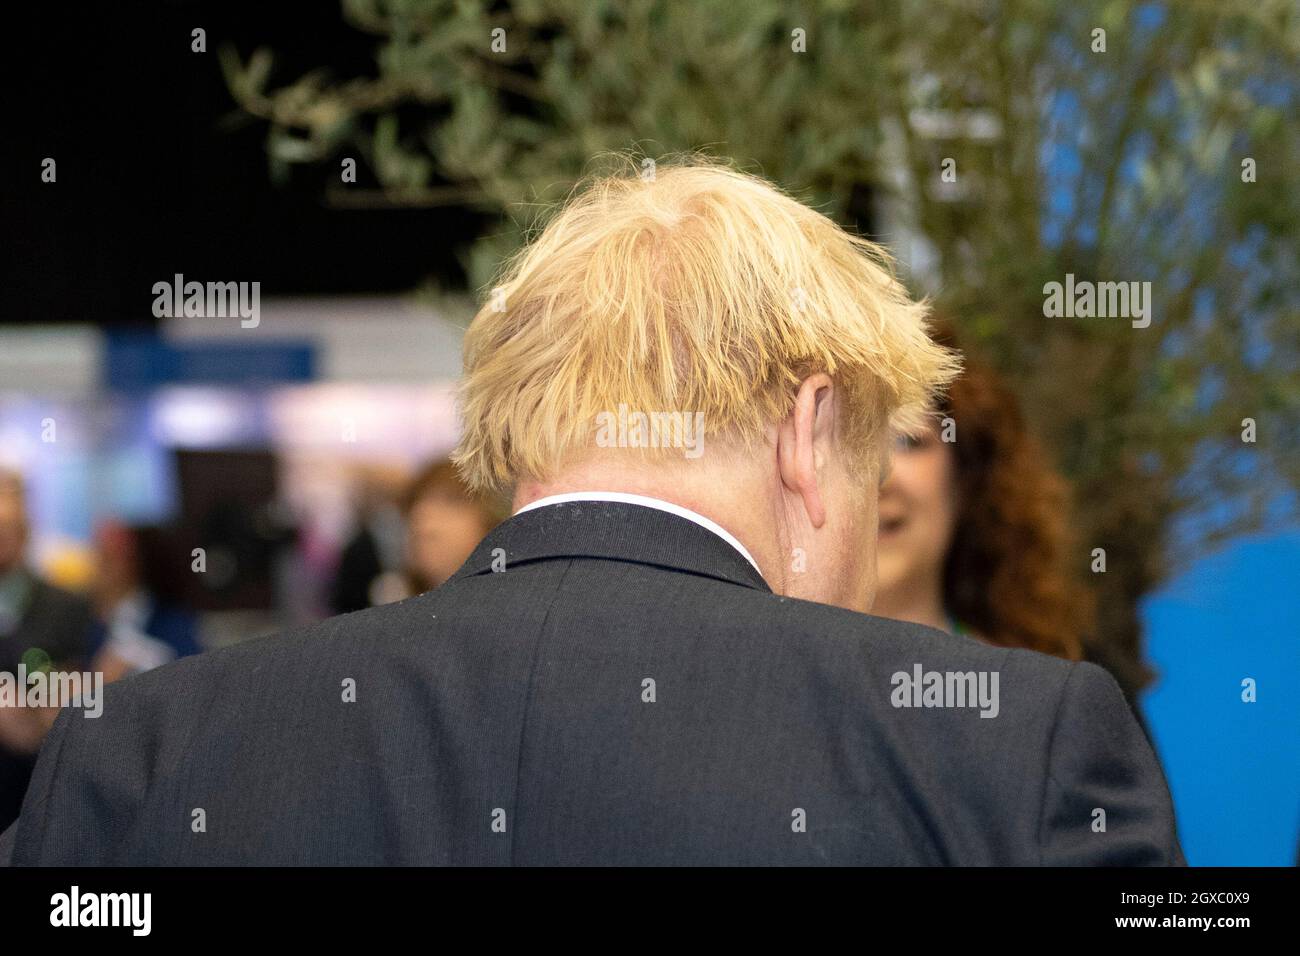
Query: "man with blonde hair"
2 158 1182 865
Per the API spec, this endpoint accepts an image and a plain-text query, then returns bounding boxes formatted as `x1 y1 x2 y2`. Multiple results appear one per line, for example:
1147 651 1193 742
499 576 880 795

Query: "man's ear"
777 373 835 530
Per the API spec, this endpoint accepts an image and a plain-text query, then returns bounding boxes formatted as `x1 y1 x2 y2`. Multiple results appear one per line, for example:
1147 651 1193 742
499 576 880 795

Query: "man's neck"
515 490 762 574
515 471 774 585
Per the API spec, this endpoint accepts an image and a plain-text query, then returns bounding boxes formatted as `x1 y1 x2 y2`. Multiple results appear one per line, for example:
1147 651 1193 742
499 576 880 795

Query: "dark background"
4 0 486 327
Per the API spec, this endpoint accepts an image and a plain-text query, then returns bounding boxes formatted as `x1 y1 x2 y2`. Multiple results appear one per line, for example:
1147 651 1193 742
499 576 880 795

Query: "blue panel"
1142 532 1300 866
105 332 315 391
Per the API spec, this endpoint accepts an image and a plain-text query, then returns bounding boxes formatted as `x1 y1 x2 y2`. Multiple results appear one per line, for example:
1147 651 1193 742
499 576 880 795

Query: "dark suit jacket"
0 502 1184 865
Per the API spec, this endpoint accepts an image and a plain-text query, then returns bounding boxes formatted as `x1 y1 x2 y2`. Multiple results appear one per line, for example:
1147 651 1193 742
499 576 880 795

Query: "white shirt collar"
513 491 762 575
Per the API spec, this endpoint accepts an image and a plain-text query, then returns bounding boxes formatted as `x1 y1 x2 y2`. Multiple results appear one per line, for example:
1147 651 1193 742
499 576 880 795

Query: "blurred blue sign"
105 333 315 391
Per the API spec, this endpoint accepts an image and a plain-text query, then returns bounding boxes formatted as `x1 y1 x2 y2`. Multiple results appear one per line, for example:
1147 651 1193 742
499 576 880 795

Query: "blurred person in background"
329 466 409 614
402 459 500 596
88 521 202 684
0 470 93 832
871 326 1150 725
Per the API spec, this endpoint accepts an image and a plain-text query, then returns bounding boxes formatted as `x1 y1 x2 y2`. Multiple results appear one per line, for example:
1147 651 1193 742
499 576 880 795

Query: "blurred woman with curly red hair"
872 325 1092 662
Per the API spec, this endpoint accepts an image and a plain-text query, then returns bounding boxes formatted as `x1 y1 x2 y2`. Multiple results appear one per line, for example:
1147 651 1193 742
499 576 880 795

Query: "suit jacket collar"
446 500 771 593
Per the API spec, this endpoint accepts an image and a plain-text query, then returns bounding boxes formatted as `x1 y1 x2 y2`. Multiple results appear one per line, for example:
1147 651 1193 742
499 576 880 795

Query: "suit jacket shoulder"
3 503 1185 866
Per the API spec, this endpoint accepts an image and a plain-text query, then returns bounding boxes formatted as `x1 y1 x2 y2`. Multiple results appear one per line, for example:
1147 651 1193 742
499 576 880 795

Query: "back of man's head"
454 156 959 611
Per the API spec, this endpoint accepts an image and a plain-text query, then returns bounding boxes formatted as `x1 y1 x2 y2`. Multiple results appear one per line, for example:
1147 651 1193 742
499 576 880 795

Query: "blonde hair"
454 155 959 493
